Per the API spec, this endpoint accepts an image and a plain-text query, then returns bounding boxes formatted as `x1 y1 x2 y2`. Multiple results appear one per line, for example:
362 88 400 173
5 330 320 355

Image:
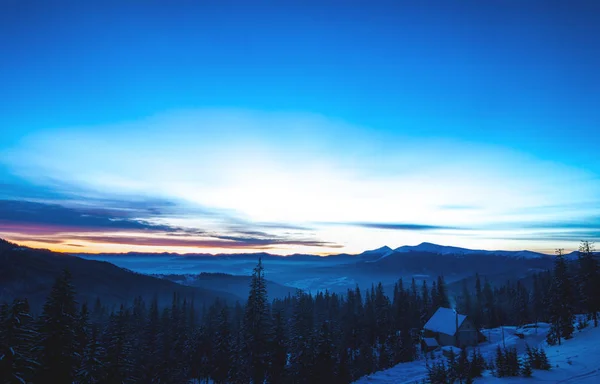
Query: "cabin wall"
456 320 478 347
437 332 456 347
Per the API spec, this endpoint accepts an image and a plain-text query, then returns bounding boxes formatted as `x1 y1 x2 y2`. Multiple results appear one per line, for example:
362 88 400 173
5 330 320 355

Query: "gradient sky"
1 0 599 255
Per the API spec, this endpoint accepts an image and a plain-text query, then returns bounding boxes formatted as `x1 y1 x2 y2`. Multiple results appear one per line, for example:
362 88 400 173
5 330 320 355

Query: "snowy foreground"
355 321 600 383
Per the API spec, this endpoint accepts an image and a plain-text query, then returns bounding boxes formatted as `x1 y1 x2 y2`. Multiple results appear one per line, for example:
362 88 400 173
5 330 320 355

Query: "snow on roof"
423 337 439 347
423 307 467 336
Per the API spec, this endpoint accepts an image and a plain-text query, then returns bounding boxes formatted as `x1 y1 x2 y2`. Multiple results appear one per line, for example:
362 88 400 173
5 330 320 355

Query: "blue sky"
1 0 599 254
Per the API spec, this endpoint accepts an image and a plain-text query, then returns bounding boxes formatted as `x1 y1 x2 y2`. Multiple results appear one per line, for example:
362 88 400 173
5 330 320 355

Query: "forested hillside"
0 239 238 313
1 242 599 383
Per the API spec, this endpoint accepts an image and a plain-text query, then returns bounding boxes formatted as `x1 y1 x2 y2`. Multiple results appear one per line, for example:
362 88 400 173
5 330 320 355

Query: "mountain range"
3 237 595 311
73 241 554 261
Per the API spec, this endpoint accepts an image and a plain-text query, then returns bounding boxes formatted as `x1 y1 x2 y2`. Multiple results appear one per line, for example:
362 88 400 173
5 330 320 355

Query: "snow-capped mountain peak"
392 242 547 259
395 242 470 255
357 246 394 261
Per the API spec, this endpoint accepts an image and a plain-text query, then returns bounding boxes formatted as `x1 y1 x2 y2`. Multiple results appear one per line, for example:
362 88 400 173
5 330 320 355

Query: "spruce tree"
514 281 530 326
314 320 336 383
521 357 533 377
0 299 38 384
421 280 431 323
436 276 450 308
77 323 106 384
337 346 351 384
427 360 449 383
459 279 472 319
104 305 134 383
468 349 485 378
532 274 545 326
457 347 470 383
578 241 599 327
495 346 506 377
212 305 231 384
474 273 484 329
36 269 79 384
547 249 575 345
269 310 287 384
289 291 315 383
75 303 89 371
483 278 496 327
243 257 272 383
446 347 458 382
139 295 160 382
538 348 551 370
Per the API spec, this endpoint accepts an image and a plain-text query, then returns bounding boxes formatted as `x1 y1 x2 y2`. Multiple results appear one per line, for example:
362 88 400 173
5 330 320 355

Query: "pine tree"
578 241 599 327
104 305 134 383
0 299 39 384
75 303 89 371
191 325 212 384
521 357 533 377
374 282 391 345
457 347 470 383
446 347 458 382
468 349 485 378
129 296 146 381
36 269 79 384
527 345 551 371
421 280 431 323
483 278 496 328
337 346 351 384
77 323 106 384
459 279 472 320
514 281 530 326
474 273 484 329
75 302 106 384
547 249 575 345
139 295 160 383
538 348 551 370
269 310 287 384
430 281 439 310
436 276 450 308
167 293 189 383
243 257 272 383
495 346 506 377
289 291 315 383
212 305 231 384
314 320 336 383
426 360 449 384
532 274 545 325
504 347 520 377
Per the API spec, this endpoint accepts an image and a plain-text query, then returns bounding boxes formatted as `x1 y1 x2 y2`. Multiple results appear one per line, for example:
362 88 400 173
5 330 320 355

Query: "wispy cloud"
326 222 461 231
0 200 193 234
63 234 340 249
0 199 336 250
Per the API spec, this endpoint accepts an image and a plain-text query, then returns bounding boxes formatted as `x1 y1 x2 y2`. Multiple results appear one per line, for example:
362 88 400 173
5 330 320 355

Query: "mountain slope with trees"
0 239 239 313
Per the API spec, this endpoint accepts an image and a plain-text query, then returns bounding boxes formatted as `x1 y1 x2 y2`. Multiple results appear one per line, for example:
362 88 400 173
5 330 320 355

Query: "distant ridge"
392 242 547 259
0 238 240 311
355 245 394 261
70 241 552 260
2 237 571 261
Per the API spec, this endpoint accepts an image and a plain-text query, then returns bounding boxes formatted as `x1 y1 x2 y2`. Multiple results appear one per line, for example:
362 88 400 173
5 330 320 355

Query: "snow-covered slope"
394 242 547 259
357 245 394 261
354 320 600 383
481 322 600 383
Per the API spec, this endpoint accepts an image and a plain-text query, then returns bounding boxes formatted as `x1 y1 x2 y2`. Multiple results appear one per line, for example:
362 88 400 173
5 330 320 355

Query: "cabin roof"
423 307 467 336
